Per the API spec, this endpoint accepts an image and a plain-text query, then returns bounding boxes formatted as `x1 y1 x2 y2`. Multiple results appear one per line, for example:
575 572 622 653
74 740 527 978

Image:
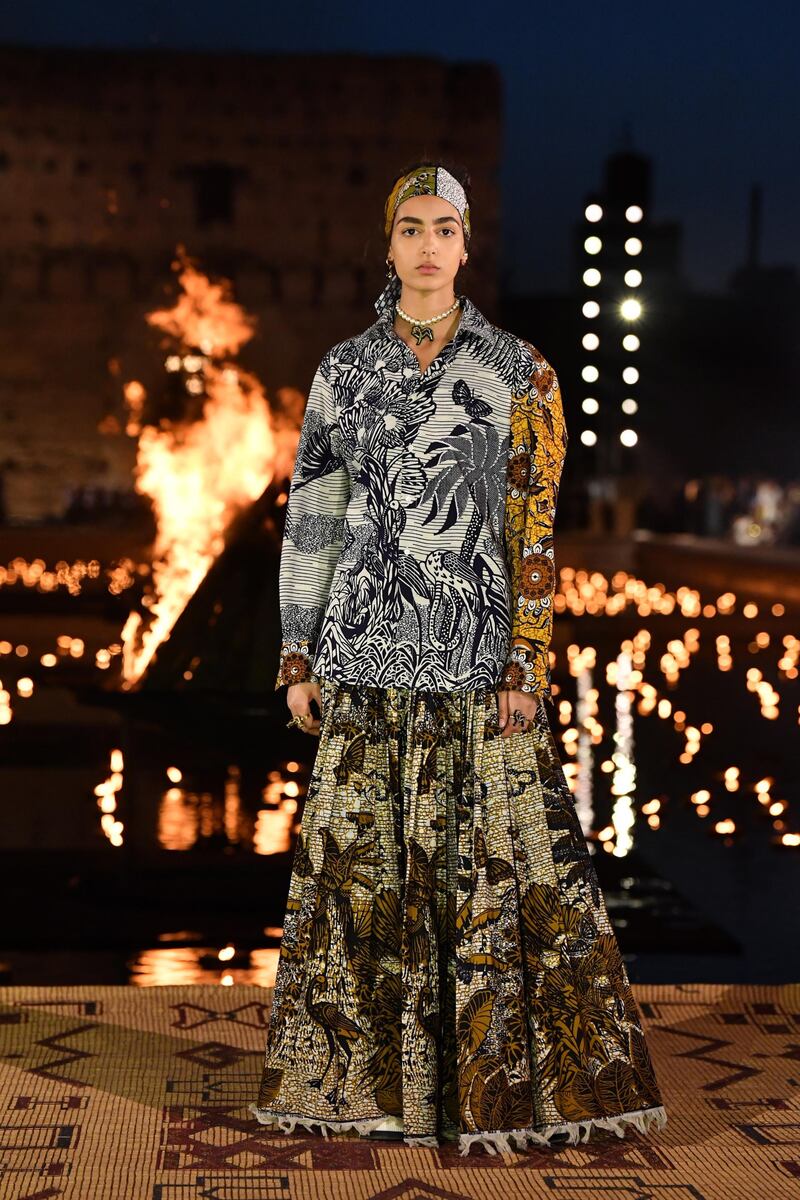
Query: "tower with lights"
573 139 682 479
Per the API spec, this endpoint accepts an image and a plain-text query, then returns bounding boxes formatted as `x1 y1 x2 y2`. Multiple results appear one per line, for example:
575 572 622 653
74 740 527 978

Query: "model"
250 161 668 1156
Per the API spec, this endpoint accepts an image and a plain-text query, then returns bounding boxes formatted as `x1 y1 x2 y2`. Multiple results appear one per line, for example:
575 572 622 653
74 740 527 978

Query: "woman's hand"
497 689 538 736
286 681 322 737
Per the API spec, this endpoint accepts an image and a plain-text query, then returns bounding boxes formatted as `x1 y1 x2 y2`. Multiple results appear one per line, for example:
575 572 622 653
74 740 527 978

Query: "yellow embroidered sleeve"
500 343 567 704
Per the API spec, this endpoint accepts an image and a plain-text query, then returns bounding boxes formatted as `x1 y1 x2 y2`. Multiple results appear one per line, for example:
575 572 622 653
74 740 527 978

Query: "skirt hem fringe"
248 1101 668 1156
457 1102 668 1156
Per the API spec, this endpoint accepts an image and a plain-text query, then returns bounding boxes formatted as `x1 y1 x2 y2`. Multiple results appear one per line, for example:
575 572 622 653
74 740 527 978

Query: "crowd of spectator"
565 474 800 547
2 474 800 548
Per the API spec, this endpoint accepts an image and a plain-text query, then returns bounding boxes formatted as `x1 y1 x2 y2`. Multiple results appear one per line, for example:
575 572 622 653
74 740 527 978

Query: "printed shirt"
274 274 568 702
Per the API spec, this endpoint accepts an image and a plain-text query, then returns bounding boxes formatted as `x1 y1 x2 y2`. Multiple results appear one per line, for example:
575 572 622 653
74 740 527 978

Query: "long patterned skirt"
250 679 667 1156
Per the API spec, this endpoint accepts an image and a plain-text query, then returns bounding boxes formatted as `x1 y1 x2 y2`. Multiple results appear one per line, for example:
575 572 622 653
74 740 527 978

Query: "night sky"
2 0 797 294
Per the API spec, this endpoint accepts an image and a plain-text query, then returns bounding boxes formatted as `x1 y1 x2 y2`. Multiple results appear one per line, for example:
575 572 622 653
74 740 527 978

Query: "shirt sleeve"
499 342 568 705
275 363 350 689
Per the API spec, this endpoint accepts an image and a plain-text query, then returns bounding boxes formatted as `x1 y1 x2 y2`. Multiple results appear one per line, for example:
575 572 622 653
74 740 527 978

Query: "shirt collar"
371 275 494 345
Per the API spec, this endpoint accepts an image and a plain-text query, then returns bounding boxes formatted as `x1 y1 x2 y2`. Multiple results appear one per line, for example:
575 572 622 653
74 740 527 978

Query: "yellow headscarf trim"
384 165 471 244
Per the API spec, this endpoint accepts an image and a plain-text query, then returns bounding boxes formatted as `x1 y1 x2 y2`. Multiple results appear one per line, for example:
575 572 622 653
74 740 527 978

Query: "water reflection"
129 946 281 987
155 761 302 853
158 786 199 850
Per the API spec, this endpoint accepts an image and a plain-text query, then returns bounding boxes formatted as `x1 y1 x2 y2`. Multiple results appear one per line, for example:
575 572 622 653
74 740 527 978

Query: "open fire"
119 247 294 687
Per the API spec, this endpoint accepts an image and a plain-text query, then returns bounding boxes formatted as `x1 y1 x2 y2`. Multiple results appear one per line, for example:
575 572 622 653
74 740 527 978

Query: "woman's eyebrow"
396 215 459 226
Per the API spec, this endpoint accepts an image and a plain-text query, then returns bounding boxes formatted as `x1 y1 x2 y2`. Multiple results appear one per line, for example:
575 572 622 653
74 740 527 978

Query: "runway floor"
0 982 797 1199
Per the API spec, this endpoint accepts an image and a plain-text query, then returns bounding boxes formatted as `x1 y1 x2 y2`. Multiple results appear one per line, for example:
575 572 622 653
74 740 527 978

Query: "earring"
386 256 395 279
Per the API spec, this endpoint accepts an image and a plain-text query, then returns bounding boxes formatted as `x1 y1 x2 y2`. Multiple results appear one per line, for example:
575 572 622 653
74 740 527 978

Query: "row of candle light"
1 563 797 848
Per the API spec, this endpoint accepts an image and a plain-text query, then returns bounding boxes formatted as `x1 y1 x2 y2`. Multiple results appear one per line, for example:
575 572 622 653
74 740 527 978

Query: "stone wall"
0 47 501 520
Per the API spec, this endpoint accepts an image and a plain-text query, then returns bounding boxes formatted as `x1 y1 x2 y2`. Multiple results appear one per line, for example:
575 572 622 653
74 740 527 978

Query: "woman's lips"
417 265 439 273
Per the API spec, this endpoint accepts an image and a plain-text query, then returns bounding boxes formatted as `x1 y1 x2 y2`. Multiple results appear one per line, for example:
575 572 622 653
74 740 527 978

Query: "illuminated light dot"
622 334 640 351
582 397 599 414
647 814 660 828
165 355 182 372
622 366 639 384
218 945 236 962
40 653 57 667
221 974 234 986
781 832 800 846
110 748 124 772
621 398 638 415
625 237 643 255
743 603 758 618
15 645 29 657
626 205 643 222
582 365 599 382
167 766 182 783
580 429 598 447
583 268 601 287
772 602 785 616
124 380 145 405
583 300 600 318
582 333 600 351
696 804 710 816
584 236 602 254
602 841 615 853
0 641 12 654
620 429 638 447
769 801 785 815
715 818 736 835
69 639 84 658
284 780 300 797
585 203 603 222
620 298 642 320
624 269 643 286
16 677 33 697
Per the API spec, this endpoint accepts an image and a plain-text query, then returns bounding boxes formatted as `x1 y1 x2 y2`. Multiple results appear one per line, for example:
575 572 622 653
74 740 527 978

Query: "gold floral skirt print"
250 680 667 1157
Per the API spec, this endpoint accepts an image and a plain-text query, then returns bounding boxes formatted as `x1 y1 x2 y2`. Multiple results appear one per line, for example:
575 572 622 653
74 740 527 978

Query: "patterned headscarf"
384 165 471 245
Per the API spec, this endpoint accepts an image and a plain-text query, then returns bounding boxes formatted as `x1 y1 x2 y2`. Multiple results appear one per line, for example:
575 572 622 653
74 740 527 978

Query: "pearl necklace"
395 297 462 346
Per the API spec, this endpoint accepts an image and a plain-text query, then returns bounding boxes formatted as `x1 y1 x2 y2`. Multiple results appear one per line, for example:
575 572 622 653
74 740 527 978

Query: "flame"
121 248 282 687
147 245 257 357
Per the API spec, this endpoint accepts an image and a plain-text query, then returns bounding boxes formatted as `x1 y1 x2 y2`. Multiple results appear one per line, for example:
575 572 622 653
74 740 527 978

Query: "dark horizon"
1 0 797 295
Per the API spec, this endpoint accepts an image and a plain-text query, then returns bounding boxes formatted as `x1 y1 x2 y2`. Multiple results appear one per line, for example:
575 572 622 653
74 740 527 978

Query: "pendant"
411 324 434 345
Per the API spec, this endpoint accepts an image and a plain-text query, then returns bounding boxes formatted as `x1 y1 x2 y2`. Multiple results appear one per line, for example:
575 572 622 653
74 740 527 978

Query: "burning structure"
119 248 302 694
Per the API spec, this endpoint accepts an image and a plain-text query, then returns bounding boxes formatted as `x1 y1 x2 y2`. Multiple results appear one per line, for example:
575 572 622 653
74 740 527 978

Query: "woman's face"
388 193 466 293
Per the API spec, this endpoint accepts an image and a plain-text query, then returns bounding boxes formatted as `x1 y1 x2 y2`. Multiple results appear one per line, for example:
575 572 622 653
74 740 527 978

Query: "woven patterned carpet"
0 983 798 1200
